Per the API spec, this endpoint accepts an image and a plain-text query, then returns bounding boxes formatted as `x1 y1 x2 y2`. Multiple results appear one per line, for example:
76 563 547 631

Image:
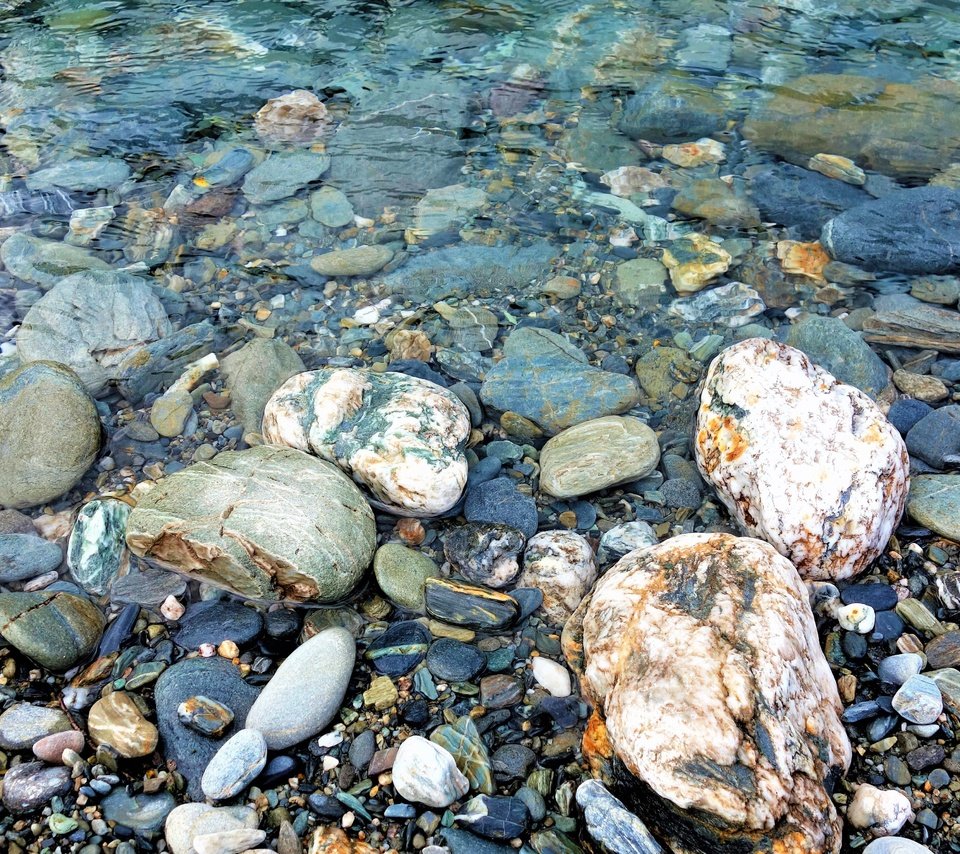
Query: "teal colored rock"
101 789 176 836
125 446 376 603
430 714 494 795
242 151 330 203
0 362 102 510
68 499 132 595
909 475 960 540
783 315 889 399
309 186 354 228
0 233 111 290
26 157 130 192
0 591 104 671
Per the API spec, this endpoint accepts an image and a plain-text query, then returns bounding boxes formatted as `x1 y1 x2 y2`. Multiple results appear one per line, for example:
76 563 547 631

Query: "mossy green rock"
0 233 111 290
125 446 376 603
220 339 305 434
0 591 104 670
744 74 960 180
909 475 960 541
0 362 101 509
374 544 440 613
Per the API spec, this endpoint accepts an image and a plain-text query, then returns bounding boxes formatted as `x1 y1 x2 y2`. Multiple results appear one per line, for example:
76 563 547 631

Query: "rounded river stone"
174 600 263 649
125 445 376 603
365 620 430 676
0 590 104 670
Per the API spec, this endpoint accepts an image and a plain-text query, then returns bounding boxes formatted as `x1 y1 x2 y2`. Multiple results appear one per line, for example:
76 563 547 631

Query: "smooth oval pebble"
245 627 355 750
878 653 924 687
392 735 469 808
33 730 85 764
87 691 158 758
426 638 486 683
424 577 519 630
892 675 943 725
201 729 268 801
531 657 572 697
0 703 71 750
364 620 430 676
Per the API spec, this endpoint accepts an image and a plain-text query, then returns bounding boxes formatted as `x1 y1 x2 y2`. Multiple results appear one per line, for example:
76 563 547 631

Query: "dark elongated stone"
174 600 263 649
424 577 519 630
365 620 430 676
455 794 530 839
841 583 898 611
426 638 486 683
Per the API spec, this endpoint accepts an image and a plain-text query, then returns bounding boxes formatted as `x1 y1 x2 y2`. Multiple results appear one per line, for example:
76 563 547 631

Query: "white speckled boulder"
125 446 376 603
563 533 851 854
695 337 908 582
518 531 597 626
262 368 470 516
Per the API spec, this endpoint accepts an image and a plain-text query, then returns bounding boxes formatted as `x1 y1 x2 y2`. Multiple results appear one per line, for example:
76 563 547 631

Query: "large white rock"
518 531 597 627
392 735 469 808
695 338 908 581
847 784 914 837
563 533 851 854
262 368 470 516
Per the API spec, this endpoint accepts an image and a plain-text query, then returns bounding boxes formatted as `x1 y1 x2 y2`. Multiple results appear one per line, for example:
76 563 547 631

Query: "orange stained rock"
777 240 830 282
307 827 377 854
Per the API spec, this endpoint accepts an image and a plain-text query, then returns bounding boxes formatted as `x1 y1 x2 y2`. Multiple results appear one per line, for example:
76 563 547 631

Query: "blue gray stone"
893 674 944 724
464 477 538 540
577 779 665 853
907 406 960 468
878 653 923 687
0 533 62 582
242 151 330 203
101 789 176 836
201 729 268 801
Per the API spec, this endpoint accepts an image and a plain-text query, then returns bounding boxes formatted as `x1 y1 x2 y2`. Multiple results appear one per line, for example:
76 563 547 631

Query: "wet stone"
67 498 131 595
893 675 944 725
1 761 72 813
202 728 268 801
430 714 494 795
455 794 530 840
111 568 186 606
490 744 536 780
873 610 906 642
878 654 924 687
365 620 430 677
373 543 439 615
87 691 158 758
479 674 523 709
0 703 71 750
349 729 376 773
926 631 960 669
178 696 235 738
906 743 946 771
101 789 176 836
842 583 898 611
444 523 525 589
0 590 104 671
175 600 263 650
0 533 62 583
426 638 486 683
463 477 538 540
424 577 519 631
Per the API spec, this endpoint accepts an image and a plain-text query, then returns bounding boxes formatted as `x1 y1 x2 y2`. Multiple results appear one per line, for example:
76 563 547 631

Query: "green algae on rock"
0 590 104 670
125 445 376 603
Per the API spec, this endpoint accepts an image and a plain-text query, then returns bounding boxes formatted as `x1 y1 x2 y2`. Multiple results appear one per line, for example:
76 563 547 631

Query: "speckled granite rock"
695 338 908 581
125 446 376 603
518 531 597 627
563 533 851 854
262 368 470 516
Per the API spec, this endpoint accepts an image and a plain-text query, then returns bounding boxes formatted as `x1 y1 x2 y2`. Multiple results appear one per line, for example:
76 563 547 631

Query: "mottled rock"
1 233 110 290
464 477 538 540
242 151 330 203
0 362 102 509
263 368 469 516
0 703 70 750
164 803 260 854
373 543 439 614
661 234 731 295
87 691 158 758
424 577 519 630
0 590 103 670
539 416 660 499
454 794 530 840
847 784 915 837
0 533 62 583
597 521 658 566
577 780 665 854
695 338 909 581
393 735 469 808
17 271 172 396
909 475 960 541
564 533 850 854
201 729 267 801
668 282 765 329
310 245 394 277
1 761 72 813
431 714 494 795
254 90 329 144
893 675 943 725
518 531 597 626
444 523 525 589
220 339 304 436
307 827 377 854
68 499 131 595
125 446 376 603
245 627 355 749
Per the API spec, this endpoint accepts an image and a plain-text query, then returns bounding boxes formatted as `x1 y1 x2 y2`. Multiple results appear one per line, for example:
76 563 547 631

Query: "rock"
479 674 523 708
455 794 530 840
809 153 866 186
1 761 72 813
309 245 394 277
539 416 660 499
262 368 469 516
618 78 728 143
634 346 701 404
150 389 193 438
254 90 329 144
33 729 85 763
671 179 760 227
0 533 62 583
363 674 398 710
925 631 960 669
822 187 960 274
0 510 37 535
862 298 960 355
749 163 871 241
220 339 305 436
612 258 668 309
309 186 354 228
26 157 131 192
67 499 131 595
907 406 960 468
201 729 268 801
444 523 525 589
431 714 494 795
164 803 260 854
87 691 158 758
480 327 640 435
893 675 944 724
463 477 538 540
695 338 909 581
307 827 377 854
518 531 597 626
0 590 103 670
0 703 70 750
863 841 933 854
125 446 376 603
668 282 765 329
908 475 960 540
373 543 439 614
837 603 875 634
365 620 430 677
1 233 111 290
424 577 519 630
847 784 915 837
112 568 186 606
661 234 731 294
242 151 330 203
407 184 487 244
743 73 960 180
531 657 571 697
663 138 726 167
175 600 263 649
177 696 235 738
577 780 665 854
564 533 850 854
888 399 932 436
155 658 259 800
426 638 486 683
101 789 176 836
894 369 948 403
878 654 924 686
16 270 172 396
245 627 355 750
0 362 102 509
597 521 658 566
782 315 889 399
393 735 469 808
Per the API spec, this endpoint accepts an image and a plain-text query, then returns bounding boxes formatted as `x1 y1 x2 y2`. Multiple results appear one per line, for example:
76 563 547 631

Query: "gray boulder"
221 339 305 434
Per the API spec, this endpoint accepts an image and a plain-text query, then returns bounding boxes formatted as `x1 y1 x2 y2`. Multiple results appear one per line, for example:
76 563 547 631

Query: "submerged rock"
695 338 908 581
125 446 376 603
564 533 850 854
220 339 304 435
262 368 470 516
254 90 329 144
1 233 111 290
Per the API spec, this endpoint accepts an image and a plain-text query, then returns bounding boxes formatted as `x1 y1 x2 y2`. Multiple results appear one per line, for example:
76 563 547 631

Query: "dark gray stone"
906 405 960 468
348 729 376 773
1 762 72 813
101 790 176 836
364 620 429 677
426 638 486 683
455 794 530 840
888 398 933 435
464 478 538 540
174 600 263 650
0 533 62 582
618 79 726 143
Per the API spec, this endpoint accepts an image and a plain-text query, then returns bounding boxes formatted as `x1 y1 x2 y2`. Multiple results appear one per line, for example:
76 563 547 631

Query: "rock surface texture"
125 445 376 603
564 533 851 854
262 368 470 516
694 338 908 581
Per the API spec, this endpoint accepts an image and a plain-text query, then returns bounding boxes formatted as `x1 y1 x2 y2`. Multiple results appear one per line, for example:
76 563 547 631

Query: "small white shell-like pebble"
838 603 876 634
392 736 469 808
847 784 914 836
863 839 932 854
532 657 572 697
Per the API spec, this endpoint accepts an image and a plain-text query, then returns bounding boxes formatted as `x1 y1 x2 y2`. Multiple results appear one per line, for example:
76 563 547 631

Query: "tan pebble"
218 640 240 659
33 730 85 764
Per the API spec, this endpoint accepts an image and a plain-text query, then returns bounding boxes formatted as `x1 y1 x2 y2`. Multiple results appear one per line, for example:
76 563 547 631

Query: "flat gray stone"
0 703 71 750
0 533 63 582
201 729 267 801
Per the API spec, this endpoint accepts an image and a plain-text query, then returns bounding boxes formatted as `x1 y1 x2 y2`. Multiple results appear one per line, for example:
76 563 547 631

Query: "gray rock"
242 151 330 203
619 78 728 142
0 703 71 750
822 187 960 275
309 186 354 228
906 406 960 469
577 780 665 854
164 803 260 854
310 245 394 277
101 789 176 836
201 729 268 801
26 157 131 192
175 600 263 650
464 477 538 540
245 627 355 750
909 475 960 540
125 446 376 603
1 761 72 813
68 499 131 595
878 653 924 687
893 674 944 724
221 339 305 435
597 521 658 566
111 568 186 606
17 270 172 396
0 533 62 582
0 233 110 290
373 543 439 614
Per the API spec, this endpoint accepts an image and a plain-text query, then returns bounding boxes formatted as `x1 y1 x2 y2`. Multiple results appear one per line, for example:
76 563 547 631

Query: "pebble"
201 729 268 801
847 784 915 836
33 729 85 763
426 638 487 683
193 828 267 854
373 543 439 614
444 522 525 589
245 627 355 749
841 583 898 611
863 841 934 854
392 736 469 808
177 695 236 737
479 674 523 709
164 804 260 854
0 533 62 582
838 603 876 633
424 577 519 630
87 691 159 758
101 789 176 836
878 654 924 686
577 779 664 854
517 531 597 626
455 794 530 839
1 761 72 813
893 675 944 725
464 476 539 540
365 620 430 676
67 499 131 595
0 703 70 750
0 590 104 670
531 657 572 697
925 630 960 669
430 714 495 795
